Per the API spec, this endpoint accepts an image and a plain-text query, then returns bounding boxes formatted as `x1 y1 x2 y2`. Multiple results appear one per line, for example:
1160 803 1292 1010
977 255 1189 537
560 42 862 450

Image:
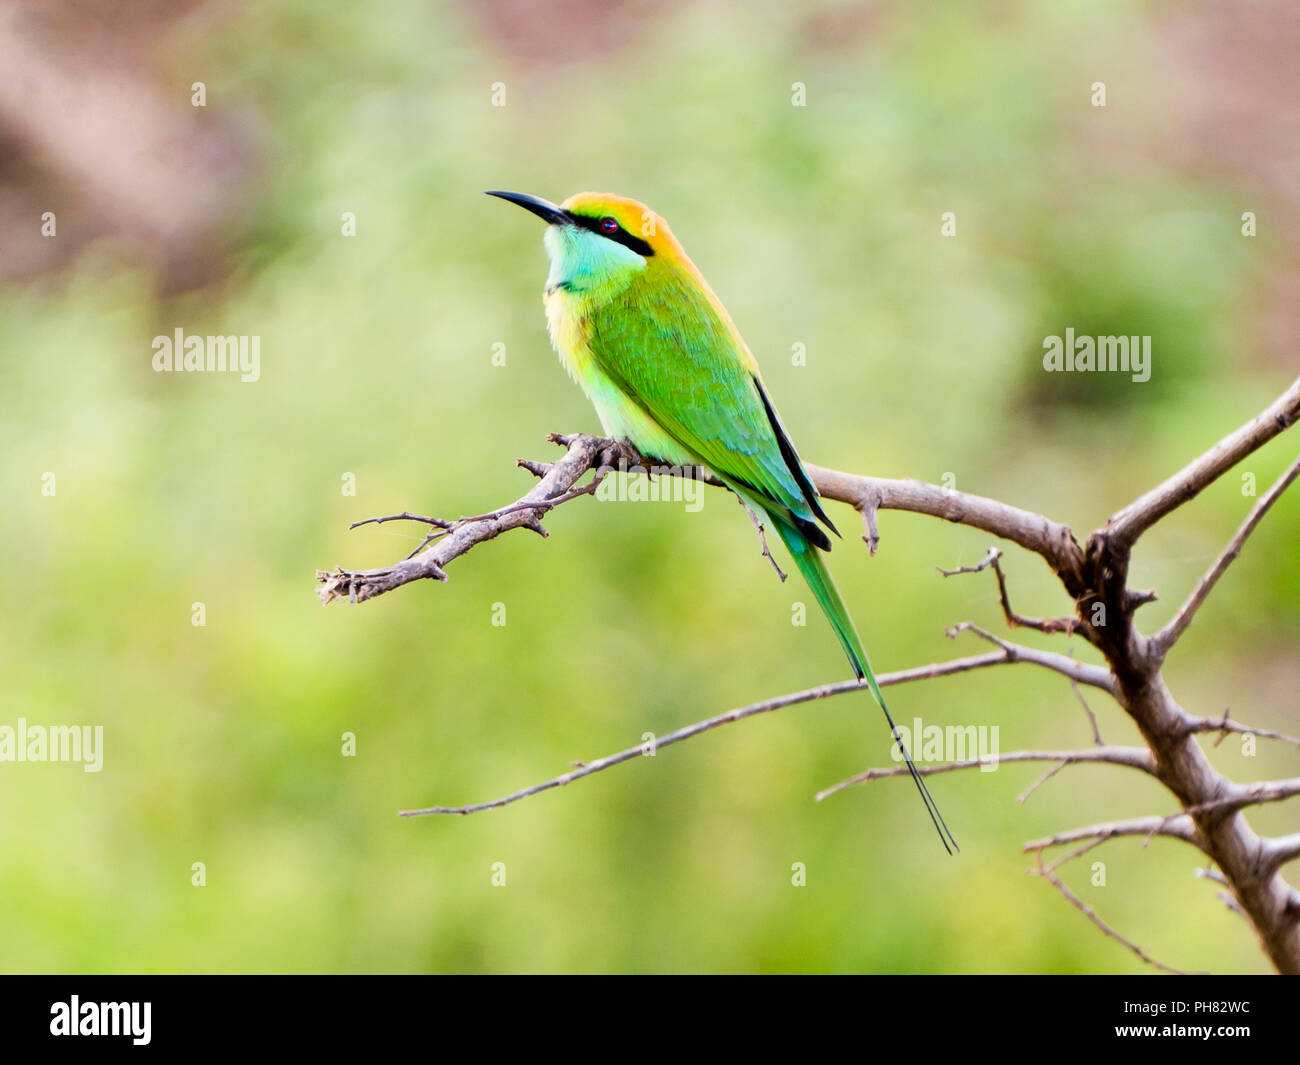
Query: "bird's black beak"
484 190 572 226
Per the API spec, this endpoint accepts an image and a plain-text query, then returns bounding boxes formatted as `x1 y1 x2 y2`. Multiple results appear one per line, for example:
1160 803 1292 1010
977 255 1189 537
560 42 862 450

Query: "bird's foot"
596 438 643 474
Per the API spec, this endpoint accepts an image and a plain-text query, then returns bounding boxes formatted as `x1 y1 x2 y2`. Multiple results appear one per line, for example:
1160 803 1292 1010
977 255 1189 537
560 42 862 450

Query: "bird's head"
486 190 681 295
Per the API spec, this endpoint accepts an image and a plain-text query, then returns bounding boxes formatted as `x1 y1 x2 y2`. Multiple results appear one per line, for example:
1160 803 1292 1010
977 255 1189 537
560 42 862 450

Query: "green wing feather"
584 271 831 539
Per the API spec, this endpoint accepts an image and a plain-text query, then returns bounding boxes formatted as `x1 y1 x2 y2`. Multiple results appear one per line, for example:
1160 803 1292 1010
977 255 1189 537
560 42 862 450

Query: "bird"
487 189 957 853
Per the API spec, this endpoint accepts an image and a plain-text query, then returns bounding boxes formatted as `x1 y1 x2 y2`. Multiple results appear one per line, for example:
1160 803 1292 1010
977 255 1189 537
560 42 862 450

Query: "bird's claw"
597 438 640 473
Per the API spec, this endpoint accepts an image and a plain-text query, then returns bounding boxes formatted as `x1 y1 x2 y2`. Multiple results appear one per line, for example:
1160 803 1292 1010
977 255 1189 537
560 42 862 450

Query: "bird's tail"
771 513 959 854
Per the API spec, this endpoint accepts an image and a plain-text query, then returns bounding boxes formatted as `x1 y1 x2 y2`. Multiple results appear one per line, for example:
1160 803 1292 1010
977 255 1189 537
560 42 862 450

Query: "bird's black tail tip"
890 725 960 855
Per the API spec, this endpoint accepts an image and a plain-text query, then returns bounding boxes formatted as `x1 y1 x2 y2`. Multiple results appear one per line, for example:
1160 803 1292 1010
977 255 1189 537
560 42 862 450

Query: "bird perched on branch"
487 189 956 853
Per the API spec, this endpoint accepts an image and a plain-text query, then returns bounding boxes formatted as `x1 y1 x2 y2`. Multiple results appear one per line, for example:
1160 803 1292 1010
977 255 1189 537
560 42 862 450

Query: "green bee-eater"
488 190 956 852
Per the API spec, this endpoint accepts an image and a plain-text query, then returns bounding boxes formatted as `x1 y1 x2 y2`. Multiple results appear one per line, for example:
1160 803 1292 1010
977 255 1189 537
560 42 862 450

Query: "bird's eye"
600 216 619 233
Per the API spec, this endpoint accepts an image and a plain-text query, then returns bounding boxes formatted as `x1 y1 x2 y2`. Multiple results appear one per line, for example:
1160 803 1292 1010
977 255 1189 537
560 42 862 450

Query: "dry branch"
815 746 1157 803
1024 814 1201 852
317 433 620 604
1103 376 1300 549
1152 454 1300 658
1031 852 1199 975
317 375 1300 972
944 622 1114 692
1184 710 1300 750
398 650 1021 817
939 546 1089 640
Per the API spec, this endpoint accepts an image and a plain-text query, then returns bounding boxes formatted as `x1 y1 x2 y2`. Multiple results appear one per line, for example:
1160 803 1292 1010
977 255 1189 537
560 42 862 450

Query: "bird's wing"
585 270 836 544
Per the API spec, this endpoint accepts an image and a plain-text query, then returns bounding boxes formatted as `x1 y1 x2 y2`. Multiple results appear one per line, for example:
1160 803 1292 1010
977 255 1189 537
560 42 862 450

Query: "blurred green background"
1 0 1297 973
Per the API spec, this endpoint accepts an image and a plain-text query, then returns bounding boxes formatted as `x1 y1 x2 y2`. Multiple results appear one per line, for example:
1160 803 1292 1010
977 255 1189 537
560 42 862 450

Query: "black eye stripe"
568 212 655 257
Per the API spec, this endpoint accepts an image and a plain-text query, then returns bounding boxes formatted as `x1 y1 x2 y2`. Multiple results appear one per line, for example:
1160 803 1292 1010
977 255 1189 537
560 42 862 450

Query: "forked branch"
318 376 1300 972
1151 454 1300 658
